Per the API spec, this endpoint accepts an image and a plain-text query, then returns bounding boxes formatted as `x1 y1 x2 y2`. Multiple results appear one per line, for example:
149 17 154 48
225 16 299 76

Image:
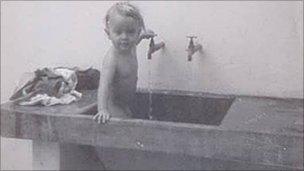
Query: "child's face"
106 13 141 52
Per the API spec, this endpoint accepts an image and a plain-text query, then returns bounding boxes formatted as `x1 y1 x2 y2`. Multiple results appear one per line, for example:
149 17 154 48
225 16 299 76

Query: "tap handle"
149 37 155 47
187 35 197 38
187 36 197 48
187 36 197 40
148 34 158 47
187 36 197 44
148 34 157 39
151 34 158 37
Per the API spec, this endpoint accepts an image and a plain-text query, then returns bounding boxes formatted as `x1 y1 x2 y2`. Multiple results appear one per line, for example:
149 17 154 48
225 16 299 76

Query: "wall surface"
1 1 303 102
1 1 303 170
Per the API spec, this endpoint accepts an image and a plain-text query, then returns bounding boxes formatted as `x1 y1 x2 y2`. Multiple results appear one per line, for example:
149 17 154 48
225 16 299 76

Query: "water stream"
147 61 153 120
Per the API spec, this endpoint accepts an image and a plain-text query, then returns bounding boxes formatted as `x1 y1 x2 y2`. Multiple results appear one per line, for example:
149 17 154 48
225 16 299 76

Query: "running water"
147 61 153 120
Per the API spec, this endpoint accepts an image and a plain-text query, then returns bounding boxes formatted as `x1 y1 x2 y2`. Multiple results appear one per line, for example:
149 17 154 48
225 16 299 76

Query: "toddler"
93 2 154 123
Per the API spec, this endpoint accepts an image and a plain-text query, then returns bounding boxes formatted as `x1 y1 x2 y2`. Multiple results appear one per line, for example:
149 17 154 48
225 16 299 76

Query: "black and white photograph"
0 1 303 170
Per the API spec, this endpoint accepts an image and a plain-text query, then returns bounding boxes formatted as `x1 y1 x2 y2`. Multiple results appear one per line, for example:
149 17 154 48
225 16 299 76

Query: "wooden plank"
0 108 302 169
0 90 97 116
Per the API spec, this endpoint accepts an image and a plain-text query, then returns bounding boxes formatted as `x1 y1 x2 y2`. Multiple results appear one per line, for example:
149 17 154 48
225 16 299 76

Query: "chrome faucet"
186 36 202 61
147 35 165 60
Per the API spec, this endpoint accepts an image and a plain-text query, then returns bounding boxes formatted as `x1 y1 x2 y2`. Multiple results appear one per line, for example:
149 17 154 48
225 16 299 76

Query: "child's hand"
93 110 110 124
140 29 156 39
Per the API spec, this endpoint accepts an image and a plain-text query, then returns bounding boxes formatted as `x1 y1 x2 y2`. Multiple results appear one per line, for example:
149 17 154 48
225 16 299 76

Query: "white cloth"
18 67 82 106
19 93 78 106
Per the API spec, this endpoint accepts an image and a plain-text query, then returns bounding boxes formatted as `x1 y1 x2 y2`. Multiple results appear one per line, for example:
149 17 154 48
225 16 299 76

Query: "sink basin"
132 89 235 125
85 89 235 126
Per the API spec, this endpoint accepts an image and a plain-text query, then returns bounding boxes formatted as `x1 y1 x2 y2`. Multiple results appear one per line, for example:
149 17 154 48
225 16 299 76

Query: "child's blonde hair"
105 2 146 31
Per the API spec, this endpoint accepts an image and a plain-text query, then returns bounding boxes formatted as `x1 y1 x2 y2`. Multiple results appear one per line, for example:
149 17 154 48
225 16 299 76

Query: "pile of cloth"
9 67 100 106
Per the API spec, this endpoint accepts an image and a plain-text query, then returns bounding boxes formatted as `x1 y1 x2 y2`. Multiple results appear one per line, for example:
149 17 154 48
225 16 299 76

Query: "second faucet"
186 36 202 61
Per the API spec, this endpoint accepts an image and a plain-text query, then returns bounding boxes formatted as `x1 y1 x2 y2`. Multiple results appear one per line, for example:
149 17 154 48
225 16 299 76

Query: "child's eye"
127 30 136 34
113 29 121 35
115 30 122 35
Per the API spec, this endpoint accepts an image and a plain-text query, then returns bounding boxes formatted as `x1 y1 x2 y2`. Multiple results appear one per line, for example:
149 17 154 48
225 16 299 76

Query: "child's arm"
93 53 116 124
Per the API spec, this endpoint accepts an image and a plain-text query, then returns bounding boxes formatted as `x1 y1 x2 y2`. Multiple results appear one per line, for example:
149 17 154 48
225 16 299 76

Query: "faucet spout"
186 36 202 61
147 37 165 60
187 44 202 61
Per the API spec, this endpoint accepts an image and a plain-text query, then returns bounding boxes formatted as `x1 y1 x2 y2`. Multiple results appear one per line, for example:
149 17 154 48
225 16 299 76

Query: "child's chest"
116 57 138 79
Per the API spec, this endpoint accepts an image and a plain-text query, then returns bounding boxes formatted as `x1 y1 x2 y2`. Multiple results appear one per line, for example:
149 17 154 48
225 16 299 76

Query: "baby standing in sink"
93 2 155 123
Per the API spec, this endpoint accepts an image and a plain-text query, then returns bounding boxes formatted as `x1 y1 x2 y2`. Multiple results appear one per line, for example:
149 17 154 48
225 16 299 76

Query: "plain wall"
1 1 303 170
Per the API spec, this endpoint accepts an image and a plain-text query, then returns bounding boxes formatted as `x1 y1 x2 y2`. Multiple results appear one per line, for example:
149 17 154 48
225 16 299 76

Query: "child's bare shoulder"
101 50 117 71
